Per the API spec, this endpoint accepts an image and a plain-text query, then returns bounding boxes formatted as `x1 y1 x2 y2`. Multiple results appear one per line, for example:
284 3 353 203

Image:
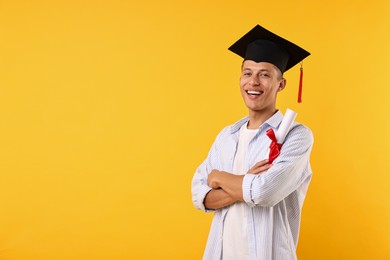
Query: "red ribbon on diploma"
266 129 282 163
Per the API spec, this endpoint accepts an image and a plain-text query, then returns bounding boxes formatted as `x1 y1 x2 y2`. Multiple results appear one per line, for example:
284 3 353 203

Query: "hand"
207 169 221 189
247 159 272 175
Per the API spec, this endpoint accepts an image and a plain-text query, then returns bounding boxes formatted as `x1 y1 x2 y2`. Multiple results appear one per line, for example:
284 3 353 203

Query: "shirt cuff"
242 174 256 207
195 184 213 212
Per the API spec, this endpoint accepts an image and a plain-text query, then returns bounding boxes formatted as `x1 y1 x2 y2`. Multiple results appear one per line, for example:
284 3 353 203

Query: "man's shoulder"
288 122 314 144
291 121 312 132
216 116 249 136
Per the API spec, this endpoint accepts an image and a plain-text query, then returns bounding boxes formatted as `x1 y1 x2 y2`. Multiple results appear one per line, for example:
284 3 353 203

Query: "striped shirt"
191 111 313 260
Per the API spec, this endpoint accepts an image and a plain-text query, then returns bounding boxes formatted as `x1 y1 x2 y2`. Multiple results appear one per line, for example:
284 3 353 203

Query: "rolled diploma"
276 108 297 144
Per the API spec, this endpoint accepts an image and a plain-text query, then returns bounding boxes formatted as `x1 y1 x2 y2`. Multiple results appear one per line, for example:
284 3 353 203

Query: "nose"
249 75 260 86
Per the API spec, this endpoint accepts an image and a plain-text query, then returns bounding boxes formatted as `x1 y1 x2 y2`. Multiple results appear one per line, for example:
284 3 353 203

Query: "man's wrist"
208 170 221 189
214 170 229 188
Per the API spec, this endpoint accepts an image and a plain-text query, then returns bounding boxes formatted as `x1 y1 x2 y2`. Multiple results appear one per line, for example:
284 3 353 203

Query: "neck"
247 109 277 129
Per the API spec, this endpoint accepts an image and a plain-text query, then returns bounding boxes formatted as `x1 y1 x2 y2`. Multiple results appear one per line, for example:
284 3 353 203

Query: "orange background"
1 0 389 259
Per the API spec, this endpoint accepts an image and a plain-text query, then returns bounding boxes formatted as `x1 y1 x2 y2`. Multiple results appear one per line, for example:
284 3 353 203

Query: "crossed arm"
204 159 272 210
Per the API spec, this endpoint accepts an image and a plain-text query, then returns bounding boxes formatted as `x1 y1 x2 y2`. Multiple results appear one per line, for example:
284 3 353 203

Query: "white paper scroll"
276 108 297 144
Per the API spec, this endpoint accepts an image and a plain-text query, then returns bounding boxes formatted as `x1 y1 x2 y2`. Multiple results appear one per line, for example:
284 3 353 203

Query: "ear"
277 78 287 92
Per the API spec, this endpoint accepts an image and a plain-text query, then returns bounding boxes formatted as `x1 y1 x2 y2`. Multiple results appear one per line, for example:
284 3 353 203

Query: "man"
191 24 313 260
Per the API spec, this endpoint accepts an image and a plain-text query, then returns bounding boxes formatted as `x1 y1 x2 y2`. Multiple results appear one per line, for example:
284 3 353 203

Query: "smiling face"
240 60 286 117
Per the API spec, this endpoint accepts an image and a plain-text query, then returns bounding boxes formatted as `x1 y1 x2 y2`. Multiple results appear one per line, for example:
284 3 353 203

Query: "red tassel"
298 63 303 103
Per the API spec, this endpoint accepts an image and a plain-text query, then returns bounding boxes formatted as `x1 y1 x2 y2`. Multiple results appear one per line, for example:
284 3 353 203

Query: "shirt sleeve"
242 124 314 207
191 128 227 212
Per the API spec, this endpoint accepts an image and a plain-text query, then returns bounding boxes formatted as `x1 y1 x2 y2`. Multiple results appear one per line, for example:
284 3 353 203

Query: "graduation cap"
228 24 310 102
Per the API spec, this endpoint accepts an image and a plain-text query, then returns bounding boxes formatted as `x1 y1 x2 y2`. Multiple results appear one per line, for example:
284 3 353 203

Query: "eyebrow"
242 67 270 72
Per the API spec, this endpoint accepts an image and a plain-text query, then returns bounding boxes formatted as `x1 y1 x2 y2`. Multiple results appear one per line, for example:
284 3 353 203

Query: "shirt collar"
266 110 283 129
230 110 283 134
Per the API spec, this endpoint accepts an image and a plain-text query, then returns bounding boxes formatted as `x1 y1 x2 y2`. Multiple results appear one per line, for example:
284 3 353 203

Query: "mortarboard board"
228 25 310 102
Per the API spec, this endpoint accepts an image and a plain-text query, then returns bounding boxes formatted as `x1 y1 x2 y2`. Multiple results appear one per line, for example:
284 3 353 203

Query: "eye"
260 73 270 78
242 72 251 76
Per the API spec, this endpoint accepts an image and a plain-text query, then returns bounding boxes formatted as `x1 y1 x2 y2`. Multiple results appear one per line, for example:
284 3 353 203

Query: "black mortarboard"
228 24 310 73
228 24 310 102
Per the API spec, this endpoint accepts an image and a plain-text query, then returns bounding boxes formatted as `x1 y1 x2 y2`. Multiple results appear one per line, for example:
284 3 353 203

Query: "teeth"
247 90 263 95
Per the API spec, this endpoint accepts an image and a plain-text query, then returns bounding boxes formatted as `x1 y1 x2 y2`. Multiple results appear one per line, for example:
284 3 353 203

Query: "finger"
250 167 271 175
248 159 270 172
248 163 272 174
251 159 270 169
